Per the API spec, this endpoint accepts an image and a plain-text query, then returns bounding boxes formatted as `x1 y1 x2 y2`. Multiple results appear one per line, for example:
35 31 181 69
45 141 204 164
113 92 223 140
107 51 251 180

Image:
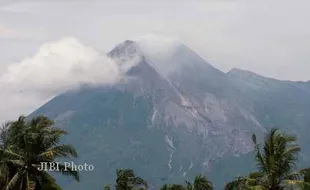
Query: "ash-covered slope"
28 38 310 189
109 40 265 141
227 68 310 163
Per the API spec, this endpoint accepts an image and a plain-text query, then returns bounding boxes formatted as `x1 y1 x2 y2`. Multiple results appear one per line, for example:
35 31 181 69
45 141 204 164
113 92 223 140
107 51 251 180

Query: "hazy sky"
0 0 310 123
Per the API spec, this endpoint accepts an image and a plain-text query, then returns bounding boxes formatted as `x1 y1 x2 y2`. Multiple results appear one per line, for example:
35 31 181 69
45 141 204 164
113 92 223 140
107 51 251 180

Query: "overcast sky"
0 0 310 123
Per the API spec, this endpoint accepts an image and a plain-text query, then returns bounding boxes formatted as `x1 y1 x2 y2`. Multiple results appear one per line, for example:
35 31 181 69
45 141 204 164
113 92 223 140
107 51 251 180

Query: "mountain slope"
227 68 310 163
29 39 310 189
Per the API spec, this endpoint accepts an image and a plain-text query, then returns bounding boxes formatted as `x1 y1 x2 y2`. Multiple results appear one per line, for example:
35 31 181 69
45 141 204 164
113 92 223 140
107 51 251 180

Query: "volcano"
29 37 310 189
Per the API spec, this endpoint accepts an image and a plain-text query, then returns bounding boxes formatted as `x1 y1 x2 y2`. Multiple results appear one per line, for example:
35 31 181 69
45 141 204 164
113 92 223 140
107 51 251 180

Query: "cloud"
0 37 121 123
1 0 309 81
133 34 191 76
1 0 310 122
134 34 180 57
0 26 17 37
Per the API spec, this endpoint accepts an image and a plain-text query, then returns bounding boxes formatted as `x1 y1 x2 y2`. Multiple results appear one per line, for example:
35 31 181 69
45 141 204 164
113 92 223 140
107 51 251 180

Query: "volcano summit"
29 37 310 189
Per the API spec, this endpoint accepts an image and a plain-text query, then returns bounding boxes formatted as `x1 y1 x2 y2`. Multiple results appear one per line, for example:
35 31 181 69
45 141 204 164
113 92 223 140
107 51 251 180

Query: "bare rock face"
110 40 264 155
29 38 310 190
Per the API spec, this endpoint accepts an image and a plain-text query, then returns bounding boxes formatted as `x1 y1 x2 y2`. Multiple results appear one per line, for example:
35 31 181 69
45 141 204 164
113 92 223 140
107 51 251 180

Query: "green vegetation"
225 128 310 190
104 170 213 190
0 116 79 190
115 169 148 190
157 174 213 190
1 116 310 190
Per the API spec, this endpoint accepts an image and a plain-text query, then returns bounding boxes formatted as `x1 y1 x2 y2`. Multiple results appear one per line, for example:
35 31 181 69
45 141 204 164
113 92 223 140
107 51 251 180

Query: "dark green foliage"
159 174 213 190
160 184 185 190
225 128 310 190
0 116 79 190
185 174 213 190
104 185 111 190
115 169 148 190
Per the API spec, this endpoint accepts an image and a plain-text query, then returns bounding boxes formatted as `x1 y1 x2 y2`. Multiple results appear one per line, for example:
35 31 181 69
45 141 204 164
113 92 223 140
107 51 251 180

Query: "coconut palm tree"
0 121 11 189
0 172 6 190
224 172 265 190
160 174 213 190
185 174 213 190
225 128 310 190
160 184 186 190
115 169 148 190
0 116 79 190
104 185 111 190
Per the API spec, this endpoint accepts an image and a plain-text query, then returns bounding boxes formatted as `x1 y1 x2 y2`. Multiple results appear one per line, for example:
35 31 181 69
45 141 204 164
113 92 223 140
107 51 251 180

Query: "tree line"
0 116 310 190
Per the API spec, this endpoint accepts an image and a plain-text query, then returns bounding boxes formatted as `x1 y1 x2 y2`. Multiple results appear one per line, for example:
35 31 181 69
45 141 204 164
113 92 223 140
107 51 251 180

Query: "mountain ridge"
28 39 310 190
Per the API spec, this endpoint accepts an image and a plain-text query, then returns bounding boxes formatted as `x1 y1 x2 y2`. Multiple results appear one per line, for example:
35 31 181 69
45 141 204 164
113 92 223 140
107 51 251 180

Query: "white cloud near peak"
1 0 310 123
1 37 120 93
0 37 121 123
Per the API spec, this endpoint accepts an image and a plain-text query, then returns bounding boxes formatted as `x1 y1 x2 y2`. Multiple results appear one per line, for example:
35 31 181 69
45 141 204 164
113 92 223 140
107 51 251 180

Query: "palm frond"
5 169 24 190
56 163 80 181
0 149 23 160
37 144 78 161
283 179 310 189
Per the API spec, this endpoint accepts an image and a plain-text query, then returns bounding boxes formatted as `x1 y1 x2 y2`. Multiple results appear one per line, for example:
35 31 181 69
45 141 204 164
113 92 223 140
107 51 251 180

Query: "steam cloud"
0 37 121 123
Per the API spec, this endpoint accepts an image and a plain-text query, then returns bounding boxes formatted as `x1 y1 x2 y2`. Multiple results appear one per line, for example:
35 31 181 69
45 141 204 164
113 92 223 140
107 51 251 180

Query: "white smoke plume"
0 37 121 123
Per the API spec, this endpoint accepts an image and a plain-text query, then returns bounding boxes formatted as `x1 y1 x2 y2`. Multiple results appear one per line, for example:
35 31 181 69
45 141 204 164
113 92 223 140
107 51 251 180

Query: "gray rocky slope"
29 40 310 189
